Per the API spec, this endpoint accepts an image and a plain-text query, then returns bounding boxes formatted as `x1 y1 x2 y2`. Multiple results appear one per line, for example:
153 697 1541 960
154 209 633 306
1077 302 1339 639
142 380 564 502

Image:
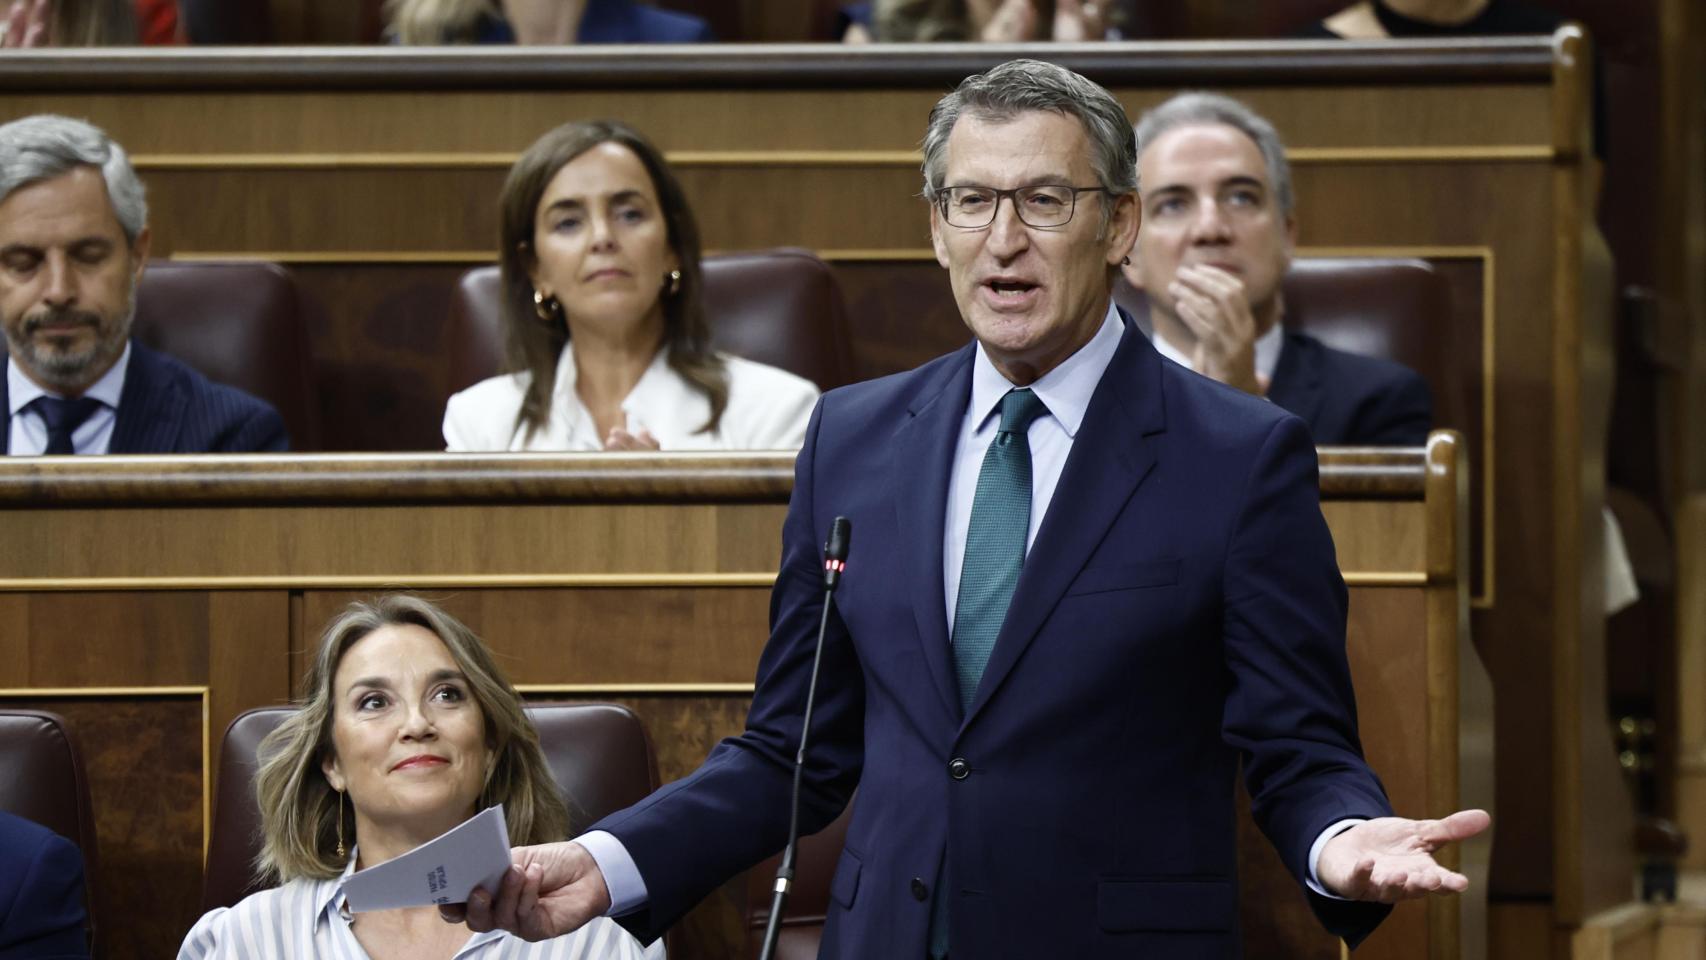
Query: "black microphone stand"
757 516 851 960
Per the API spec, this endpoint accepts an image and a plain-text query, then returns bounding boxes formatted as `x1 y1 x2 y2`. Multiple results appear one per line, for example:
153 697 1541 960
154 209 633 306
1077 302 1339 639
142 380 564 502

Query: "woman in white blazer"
443 120 819 452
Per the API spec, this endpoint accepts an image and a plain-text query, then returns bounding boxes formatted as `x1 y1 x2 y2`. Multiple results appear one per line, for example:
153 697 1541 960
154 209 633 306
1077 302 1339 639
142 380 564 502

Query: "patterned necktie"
29 395 104 455
951 387 1049 712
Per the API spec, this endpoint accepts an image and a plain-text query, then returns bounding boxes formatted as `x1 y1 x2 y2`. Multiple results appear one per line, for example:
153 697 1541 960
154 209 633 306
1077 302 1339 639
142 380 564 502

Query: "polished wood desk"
0 443 1485 959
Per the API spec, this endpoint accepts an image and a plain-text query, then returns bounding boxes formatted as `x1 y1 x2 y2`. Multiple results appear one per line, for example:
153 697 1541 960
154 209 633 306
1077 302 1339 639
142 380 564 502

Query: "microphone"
759 515 852 960
822 515 851 589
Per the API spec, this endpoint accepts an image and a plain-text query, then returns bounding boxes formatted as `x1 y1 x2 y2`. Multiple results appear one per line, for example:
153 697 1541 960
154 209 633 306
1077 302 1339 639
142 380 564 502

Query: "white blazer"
443 343 820 452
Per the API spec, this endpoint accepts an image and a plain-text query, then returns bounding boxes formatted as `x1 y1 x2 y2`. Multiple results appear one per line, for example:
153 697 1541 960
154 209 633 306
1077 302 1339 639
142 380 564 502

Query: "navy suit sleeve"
1347 366 1432 446
1219 414 1393 946
210 400 289 453
0 826 89 959
598 396 864 943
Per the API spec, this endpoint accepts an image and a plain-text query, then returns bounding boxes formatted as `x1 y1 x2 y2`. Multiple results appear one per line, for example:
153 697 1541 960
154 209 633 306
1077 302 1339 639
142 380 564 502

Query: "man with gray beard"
0 114 285 454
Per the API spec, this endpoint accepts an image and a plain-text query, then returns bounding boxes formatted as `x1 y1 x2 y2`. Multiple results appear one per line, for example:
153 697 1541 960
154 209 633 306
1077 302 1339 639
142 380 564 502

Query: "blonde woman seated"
443 121 820 452
178 596 659 960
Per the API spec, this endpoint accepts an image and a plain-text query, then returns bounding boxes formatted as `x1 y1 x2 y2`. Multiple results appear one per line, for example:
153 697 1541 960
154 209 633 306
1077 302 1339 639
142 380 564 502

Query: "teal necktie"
932 388 1049 959
951 387 1048 712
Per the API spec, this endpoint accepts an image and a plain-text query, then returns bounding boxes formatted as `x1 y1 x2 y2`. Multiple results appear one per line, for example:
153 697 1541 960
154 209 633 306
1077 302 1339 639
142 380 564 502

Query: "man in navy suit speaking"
459 59 1489 958
1123 91 1433 446
0 115 286 455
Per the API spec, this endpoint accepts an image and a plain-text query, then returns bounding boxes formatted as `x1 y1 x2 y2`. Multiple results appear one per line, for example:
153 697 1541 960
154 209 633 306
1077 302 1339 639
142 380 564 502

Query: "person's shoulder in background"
579 0 713 43
0 811 90 960
1269 331 1433 446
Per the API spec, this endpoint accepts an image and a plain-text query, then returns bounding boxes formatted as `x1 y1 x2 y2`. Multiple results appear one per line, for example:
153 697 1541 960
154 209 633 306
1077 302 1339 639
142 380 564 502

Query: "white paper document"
342 805 512 912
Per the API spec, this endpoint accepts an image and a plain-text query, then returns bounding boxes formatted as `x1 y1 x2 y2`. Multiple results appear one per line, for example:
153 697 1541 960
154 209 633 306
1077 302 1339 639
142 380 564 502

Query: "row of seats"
1 703 839 958
134 249 858 451
139 252 1451 453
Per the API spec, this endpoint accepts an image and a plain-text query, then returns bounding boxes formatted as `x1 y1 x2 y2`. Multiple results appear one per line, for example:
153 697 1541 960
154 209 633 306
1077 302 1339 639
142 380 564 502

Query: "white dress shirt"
177 847 662 960
584 302 1352 913
6 343 129 455
442 344 819 452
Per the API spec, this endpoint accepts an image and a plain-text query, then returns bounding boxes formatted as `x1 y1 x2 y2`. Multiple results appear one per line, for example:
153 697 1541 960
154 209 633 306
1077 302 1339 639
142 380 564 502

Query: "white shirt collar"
967 301 1125 440
8 341 130 415
1150 322 1285 381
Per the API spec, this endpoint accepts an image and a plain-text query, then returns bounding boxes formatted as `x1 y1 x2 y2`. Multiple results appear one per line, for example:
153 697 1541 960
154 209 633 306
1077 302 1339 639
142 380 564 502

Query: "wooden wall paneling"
0 692 208 960
206 592 294 792
1550 27 1635 928
1659 0 1706 498
1429 433 1496 960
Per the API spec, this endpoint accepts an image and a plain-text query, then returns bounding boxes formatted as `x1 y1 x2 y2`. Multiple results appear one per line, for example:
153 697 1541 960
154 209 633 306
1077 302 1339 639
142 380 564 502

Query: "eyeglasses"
935 184 1112 229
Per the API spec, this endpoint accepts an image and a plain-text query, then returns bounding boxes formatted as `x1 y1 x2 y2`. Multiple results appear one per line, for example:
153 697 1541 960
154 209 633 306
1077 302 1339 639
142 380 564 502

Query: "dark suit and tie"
3 340 287 454
461 60 1487 958
597 309 1393 957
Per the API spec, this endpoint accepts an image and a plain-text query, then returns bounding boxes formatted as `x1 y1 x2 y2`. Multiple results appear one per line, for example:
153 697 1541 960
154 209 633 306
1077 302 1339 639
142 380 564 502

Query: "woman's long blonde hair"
384 0 499 44
252 595 570 882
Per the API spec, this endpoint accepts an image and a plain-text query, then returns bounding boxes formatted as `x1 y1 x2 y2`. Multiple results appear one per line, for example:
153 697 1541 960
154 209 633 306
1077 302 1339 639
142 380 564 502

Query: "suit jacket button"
911 878 928 901
948 758 970 780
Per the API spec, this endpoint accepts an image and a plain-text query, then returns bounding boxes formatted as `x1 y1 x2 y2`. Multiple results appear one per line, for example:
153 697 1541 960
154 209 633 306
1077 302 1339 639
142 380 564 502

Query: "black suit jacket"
1265 331 1433 445
2 340 288 454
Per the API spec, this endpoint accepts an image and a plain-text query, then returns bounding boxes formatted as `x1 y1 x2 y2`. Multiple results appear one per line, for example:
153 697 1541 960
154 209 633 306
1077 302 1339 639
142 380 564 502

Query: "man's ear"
129 226 151 286
929 202 950 270
1281 213 1298 268
1104 192 1139 267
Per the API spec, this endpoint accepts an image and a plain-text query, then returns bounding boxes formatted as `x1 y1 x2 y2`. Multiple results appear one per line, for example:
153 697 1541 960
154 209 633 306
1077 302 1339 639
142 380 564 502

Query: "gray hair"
1133 92 1294 218
0 115 148 244
921 59 1136 208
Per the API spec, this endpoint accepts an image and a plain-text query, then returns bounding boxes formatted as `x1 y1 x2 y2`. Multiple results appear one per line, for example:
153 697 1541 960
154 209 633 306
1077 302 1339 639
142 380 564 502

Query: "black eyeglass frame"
933 184 1115 229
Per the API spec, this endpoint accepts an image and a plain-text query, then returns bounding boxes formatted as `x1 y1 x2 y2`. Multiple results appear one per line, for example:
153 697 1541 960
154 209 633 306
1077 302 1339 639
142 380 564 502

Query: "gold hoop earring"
335 789 346 859
533 289 559 321
665 269 681 296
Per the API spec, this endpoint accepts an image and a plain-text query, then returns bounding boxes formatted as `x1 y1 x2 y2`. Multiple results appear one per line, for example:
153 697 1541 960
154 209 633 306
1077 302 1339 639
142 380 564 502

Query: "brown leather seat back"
133 260 317 449
445 248 854 396
1116 257 1449 379
1278 257 1451 390
0 709 99 941
201 701 659 911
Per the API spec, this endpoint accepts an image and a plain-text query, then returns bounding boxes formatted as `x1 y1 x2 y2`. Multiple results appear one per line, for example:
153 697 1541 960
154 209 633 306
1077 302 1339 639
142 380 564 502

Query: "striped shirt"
177 853 662 960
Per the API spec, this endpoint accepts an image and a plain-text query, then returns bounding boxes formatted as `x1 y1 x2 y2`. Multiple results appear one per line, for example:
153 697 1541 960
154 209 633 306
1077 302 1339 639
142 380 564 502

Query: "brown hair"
252 595 569 882
498 120 727 440
51 0 138 45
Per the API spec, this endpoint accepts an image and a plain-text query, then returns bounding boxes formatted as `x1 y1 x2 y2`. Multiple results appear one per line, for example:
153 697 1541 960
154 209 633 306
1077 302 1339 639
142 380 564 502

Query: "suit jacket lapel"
109 341 185 454
893 346 975 721
963 315 1165 727
1265 332 1324 432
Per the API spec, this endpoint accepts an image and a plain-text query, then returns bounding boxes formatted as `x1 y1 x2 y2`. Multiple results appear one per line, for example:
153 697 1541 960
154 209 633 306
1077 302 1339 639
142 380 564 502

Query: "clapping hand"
1168 263 1268 396
2 0 52 47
